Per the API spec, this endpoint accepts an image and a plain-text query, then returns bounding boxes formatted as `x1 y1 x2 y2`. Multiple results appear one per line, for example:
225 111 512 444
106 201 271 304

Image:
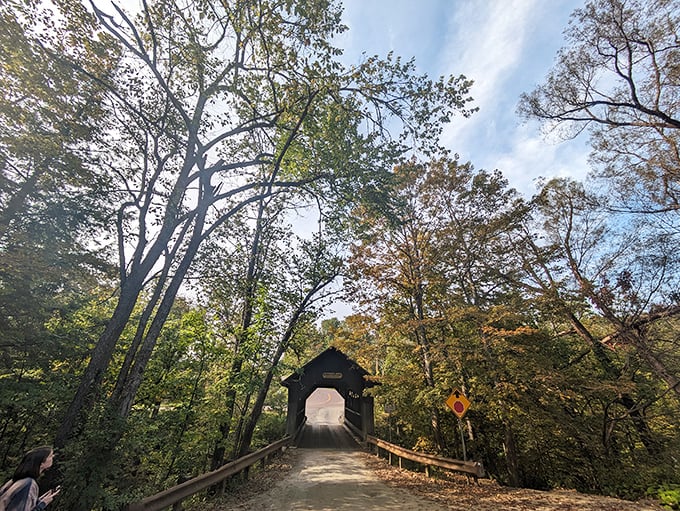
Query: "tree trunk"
209 357 242 470
236 276 336 457
504 422 521 487
413 283 445 451
210 195 268 467
53 273 145 449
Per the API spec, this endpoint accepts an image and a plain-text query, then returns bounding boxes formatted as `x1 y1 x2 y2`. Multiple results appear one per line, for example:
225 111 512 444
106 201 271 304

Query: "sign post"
445 389 471 461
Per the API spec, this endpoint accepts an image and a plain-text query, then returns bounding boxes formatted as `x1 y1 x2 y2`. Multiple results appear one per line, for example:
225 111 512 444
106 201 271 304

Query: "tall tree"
30 0 475 505
517 0 680 472
518 0 680 211
348 158 528 458
0 0 115 341
349 160 447 450
234 233 344 458
532 178 680 402
196 189 344 468
0 0 117 467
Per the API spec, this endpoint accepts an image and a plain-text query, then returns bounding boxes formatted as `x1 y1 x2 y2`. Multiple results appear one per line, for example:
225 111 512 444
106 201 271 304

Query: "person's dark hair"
12 446 52 481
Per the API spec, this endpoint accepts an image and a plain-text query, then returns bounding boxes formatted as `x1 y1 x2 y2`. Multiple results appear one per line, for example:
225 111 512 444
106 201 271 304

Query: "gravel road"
231 448 451 510
228 388 450 510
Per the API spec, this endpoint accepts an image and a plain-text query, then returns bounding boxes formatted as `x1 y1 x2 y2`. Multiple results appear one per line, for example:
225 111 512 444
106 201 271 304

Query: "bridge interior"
297 388 359 449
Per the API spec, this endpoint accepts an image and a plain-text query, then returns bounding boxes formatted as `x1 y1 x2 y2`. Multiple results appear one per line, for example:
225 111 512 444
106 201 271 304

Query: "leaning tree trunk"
61 212 208 511
234 286 319 458
53 271 146 450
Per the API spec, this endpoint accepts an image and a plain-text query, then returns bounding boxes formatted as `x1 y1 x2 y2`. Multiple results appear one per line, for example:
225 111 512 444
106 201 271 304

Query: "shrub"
649 484 680 510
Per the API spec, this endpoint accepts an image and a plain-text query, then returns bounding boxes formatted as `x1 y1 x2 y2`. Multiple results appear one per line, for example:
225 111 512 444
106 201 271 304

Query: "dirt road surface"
217 446 663 511
228 388 448 510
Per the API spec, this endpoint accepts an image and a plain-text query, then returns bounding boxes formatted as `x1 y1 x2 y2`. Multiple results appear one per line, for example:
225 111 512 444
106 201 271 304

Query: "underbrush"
648 484 680 510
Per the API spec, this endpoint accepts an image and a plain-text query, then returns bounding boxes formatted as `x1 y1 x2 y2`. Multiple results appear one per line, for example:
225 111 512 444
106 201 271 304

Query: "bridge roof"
281 346 376 388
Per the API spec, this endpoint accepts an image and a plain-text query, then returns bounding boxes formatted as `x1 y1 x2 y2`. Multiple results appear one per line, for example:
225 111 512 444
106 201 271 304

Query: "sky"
337 0 591 198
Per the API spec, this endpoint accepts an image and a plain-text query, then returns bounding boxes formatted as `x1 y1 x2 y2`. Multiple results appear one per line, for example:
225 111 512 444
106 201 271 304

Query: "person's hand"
39 486 61 506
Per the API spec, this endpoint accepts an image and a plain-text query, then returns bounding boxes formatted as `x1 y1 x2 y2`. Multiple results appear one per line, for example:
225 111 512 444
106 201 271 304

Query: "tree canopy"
519 0 680 211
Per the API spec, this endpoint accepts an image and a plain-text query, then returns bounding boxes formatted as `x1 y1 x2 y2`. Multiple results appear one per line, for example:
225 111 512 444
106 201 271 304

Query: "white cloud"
439 0 548 151
441 0 541 111
434 0 588 196
494 124 591 197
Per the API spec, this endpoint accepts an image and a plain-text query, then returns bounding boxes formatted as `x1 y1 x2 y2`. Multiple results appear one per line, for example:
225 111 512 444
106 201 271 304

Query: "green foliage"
251 410 287 450
650 485 680 510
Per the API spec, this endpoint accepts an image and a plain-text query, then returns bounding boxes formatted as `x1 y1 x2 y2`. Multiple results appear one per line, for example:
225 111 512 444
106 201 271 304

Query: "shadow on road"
296 423 360 450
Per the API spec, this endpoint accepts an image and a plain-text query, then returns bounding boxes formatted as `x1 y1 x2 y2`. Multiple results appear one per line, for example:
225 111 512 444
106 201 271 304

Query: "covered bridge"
282 347 377 440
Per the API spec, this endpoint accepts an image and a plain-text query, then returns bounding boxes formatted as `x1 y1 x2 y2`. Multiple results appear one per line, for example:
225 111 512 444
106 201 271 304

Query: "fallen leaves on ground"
361 452 665 511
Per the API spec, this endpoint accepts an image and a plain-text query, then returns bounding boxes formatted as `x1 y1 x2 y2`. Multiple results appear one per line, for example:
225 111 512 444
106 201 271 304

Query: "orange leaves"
480 324 537 339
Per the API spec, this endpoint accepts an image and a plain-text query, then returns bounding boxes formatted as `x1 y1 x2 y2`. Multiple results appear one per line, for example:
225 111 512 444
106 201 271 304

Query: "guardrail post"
172 475 188 511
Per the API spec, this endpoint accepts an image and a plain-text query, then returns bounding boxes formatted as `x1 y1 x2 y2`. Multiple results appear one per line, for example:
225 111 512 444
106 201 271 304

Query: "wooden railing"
366 435 485 479
343 417 364 440
127 436 291 511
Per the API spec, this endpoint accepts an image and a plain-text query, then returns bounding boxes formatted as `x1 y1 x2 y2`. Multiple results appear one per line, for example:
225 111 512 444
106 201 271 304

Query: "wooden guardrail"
366 435 485 479
127 436 291 511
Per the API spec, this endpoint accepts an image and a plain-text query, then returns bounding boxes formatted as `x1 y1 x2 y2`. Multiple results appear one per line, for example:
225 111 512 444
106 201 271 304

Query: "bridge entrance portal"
305 388 344 426
282 347 377 440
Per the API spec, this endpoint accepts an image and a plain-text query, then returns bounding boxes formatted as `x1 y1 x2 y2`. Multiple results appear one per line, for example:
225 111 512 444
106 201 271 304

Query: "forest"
1 0 679 509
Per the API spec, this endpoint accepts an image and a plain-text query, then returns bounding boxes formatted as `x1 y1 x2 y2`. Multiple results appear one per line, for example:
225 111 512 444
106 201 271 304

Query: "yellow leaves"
481 324 538 339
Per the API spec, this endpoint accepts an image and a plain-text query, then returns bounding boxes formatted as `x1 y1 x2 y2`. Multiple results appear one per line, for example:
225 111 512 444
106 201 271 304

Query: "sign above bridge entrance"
445 389 471 419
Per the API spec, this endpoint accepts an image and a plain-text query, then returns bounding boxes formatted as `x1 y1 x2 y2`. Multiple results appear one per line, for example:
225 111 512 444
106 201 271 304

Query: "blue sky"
338 0 591 198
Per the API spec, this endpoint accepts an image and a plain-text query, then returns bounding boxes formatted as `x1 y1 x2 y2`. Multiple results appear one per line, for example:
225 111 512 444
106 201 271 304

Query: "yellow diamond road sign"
446 389 471 419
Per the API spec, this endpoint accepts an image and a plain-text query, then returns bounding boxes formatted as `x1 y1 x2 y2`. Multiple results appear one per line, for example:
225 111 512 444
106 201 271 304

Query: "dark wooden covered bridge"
282 347 377 442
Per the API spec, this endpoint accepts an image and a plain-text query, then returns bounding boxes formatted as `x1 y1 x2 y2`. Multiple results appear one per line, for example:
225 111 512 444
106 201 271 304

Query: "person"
0 447 61 511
